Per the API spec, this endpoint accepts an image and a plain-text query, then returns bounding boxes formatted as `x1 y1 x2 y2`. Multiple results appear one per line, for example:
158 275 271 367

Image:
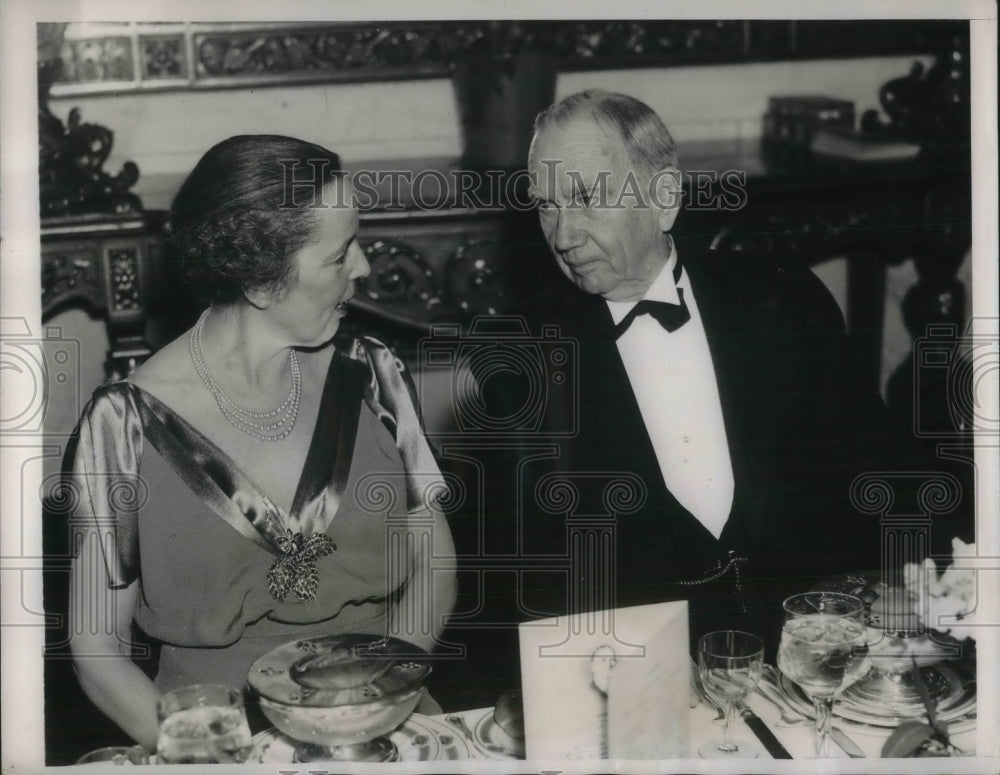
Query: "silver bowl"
248 634 431 762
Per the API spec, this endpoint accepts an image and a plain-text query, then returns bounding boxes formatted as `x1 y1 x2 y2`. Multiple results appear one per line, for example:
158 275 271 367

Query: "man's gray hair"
532 89 679 172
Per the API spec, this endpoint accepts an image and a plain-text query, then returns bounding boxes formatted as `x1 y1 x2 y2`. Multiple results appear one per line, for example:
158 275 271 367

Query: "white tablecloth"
434 690 976 761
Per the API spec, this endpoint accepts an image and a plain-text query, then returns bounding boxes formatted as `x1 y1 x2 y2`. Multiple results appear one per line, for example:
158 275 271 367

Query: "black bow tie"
614 292 691 339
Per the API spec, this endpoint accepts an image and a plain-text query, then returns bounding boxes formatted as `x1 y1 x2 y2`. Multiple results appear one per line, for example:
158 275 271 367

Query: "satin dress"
65 337 445 693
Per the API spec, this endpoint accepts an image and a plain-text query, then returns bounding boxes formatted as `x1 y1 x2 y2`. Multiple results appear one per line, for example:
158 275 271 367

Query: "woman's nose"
350 243 371 280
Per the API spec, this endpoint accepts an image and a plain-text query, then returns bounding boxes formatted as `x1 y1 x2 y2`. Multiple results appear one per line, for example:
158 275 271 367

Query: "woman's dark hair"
168 135 343 305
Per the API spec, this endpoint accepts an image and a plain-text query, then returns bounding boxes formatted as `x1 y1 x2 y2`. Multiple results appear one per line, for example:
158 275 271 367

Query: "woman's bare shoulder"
128 331 201 402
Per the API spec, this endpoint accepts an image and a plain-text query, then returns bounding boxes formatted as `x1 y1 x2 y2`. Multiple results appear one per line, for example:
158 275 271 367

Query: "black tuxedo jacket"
501 249 917 648
434 247 955 709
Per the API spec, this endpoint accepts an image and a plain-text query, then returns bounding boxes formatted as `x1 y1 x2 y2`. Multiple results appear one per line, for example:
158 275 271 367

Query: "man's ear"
650 167 683 232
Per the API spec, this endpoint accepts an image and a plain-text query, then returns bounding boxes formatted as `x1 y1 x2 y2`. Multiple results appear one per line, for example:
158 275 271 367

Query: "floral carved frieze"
195 26 449 80
58 35 134 83
48 20 967 96
142 35 187 80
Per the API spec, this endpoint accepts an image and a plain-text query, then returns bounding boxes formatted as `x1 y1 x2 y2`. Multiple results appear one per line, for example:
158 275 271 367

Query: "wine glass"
156 683 253 764
777 592 871 757
697 630 765 759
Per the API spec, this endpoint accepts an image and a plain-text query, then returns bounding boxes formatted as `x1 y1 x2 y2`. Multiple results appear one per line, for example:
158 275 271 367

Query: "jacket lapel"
564 291 672 505
684 254 788 555
559 252 789 554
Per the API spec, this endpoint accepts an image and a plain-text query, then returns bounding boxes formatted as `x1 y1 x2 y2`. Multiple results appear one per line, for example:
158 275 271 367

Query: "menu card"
518 601 690 760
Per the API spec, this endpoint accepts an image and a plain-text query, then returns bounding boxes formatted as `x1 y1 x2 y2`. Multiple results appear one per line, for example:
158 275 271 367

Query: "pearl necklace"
189 308 301 442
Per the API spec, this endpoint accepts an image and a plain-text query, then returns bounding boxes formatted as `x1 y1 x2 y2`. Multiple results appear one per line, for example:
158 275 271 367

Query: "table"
435 686 976 761
119 693 980 765
686 687 975 760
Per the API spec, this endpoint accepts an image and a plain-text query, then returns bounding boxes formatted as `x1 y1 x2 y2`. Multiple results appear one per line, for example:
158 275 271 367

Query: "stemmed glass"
777 592 871 757
697 630 765 759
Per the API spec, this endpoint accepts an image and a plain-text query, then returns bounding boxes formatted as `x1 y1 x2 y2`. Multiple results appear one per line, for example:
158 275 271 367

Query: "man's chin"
572 273 611 297
558 261 615 297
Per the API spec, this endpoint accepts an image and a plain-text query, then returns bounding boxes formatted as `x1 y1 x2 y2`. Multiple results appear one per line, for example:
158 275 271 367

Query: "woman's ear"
651 167 683 233
243 286 272 310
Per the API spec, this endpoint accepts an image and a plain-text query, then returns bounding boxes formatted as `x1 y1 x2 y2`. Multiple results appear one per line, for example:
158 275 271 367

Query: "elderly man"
509 89 921 647
436 90 949 710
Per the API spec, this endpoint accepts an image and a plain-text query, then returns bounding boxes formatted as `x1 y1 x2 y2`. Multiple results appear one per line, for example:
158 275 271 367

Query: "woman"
66 135 456 749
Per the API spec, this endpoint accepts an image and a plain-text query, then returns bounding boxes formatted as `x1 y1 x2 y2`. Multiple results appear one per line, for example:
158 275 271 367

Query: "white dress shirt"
606 248 735 539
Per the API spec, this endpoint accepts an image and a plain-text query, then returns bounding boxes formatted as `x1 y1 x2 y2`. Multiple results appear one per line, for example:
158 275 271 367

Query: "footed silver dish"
248 634 431 762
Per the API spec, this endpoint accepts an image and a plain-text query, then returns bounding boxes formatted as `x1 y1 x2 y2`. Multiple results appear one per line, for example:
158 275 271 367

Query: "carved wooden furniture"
38 150 975 752
49 20 966 97
40 18 971 397
41 213 164 380
38 22 975 761
678 147 972 392
40 146 971 400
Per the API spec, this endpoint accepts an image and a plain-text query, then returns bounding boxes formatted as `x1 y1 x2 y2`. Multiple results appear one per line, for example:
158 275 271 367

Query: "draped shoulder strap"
351 337 447 514
131 386 285 557
64 382 144 588
129 384 340 604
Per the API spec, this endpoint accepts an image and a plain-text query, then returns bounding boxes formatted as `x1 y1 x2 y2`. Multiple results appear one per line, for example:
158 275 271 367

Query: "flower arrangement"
882 538 977 758
903 538 977 643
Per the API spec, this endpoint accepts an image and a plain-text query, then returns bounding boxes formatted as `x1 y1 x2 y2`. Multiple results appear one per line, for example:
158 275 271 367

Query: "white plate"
251 713 474 762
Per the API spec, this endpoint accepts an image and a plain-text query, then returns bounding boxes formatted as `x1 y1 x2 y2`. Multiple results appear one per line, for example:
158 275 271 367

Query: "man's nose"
553 208 585 252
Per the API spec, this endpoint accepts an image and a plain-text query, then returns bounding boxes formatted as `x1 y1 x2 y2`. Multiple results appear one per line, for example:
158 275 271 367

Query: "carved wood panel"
106 245 143 316
42 222 156 380
40 148 970 395
41 247 104 314
49 20 968 96
349 212 514 334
